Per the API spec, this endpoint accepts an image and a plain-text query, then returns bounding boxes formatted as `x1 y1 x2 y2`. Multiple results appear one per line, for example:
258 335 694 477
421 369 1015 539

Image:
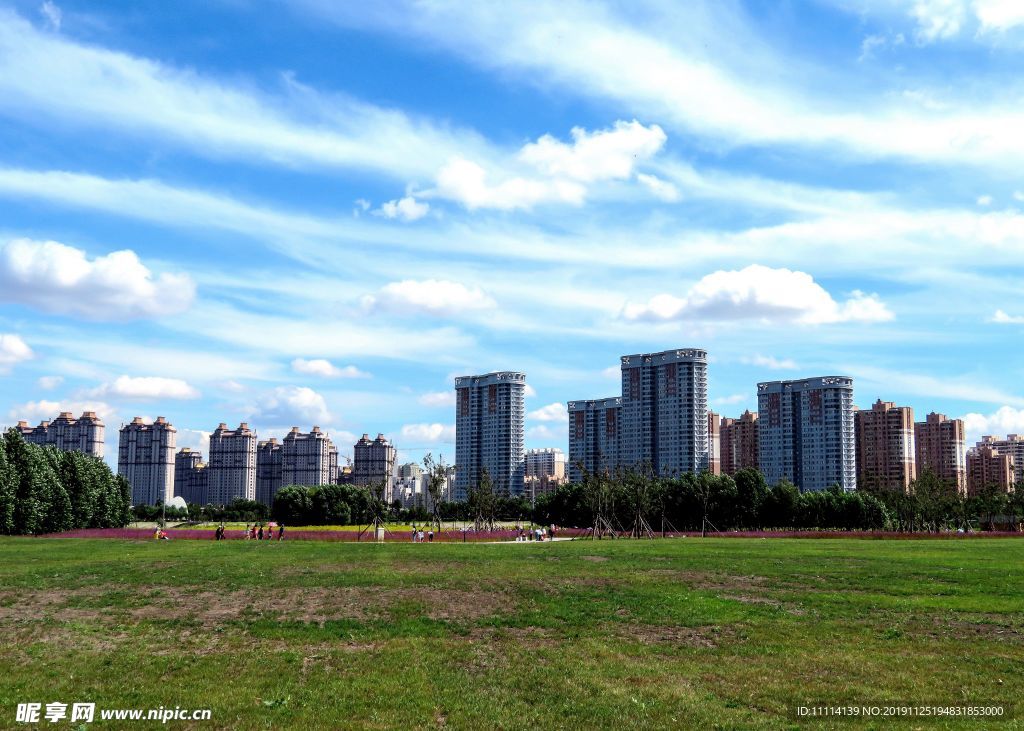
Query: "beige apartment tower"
914 413 966 493
16 411 105 459
707 411 721 476
967 445 1015 494
720 410 759 476
353 433 397 500
977 434 1024 486
282 426 336 488
118 416 176 506
855 400 916 492
208 422 257 504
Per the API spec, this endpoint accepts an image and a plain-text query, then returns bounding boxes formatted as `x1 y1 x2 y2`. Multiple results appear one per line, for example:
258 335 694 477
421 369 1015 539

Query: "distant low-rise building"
524 447 566 501
914 413 966 493
720 411 758 476
118 416 176 506
15 411 105 459
967 445 1015 494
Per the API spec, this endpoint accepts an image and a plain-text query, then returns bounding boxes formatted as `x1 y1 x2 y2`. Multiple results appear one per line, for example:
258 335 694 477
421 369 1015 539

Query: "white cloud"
745 354 799 370
911 0 967 42
434 157 585 210
851 365 1024 407
518 120 666 183
0 238 194 320
523 383 538 398
528 402 568 422
37 375 63 390
362 279 496 316
974 0 1024 32
89 376 200 400
218 380 247 393
992 309 1024 324
0 334 33 374
622 265 894 325
39 1 60 30
977 194 993 206
712 393 748 406
291 358 370 379
962 406 1024 446
400 422 456 444
636 173 680 202
601 366 620 379
418 391 456 407
0 9 489 180
375 196 430 222
253 386 333 427
430 121 666 210
176 428 211 457
1013 191 1024 202
9 398 114 424
527 424 568 442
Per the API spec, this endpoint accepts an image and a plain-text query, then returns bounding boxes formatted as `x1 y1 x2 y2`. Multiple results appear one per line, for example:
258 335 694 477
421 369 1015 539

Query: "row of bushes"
1 429 131 535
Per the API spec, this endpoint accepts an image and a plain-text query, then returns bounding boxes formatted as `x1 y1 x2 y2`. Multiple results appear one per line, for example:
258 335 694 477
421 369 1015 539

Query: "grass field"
0 537 1021 729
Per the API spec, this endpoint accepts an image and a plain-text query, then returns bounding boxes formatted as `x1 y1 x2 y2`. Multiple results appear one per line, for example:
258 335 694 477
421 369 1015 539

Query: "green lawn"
0 537 1021 729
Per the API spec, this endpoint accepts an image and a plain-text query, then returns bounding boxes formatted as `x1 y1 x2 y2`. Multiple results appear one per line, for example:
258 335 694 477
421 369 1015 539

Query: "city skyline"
2 1 1024 471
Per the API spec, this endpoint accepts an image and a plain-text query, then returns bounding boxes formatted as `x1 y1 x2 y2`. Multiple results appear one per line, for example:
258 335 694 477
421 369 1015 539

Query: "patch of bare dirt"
581 555 610 562
615 623 733 648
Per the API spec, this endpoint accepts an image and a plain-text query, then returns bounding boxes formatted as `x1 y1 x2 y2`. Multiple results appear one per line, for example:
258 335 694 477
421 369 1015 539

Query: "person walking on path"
278 523 285 541
257 525 264 541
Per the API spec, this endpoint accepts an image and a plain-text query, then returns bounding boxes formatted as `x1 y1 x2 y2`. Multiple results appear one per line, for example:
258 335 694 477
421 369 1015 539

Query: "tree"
0 436 16 534
734 468 769 530
422 453 449 531
467 466 497 531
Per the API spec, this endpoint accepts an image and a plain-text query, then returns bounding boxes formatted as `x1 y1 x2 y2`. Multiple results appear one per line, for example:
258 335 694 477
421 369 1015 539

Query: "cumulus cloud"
602 366 620 379
523 383 537 398
9 398 113 424
362 279 495 316
527 424 568 442
528 402 569 422
0 333 32 374
400 422 455 443
89 376 200 400
37 375 63 390
291 358 370 379
712 393 748 405
992 309 1024 324
962 406 1024 446
253 386 333 427
176 427 211 456
375 196 430 221
435 157 585 210
418 391 456 407
622 265 894 325
911 0 967 42
0 239 194 320
519 120 666 183
974 0 1024 32
431 120 666 210
977 194 993 206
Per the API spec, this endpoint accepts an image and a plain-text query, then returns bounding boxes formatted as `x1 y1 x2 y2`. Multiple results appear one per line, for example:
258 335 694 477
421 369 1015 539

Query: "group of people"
410 525 434 543
515 525 556 542
211 523 284 540
152 528 170 540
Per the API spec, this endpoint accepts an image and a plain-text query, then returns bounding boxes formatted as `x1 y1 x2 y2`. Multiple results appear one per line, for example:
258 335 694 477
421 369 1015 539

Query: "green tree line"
0 428 132 535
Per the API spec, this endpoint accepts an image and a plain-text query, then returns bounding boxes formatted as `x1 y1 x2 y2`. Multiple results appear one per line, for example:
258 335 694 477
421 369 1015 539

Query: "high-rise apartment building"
620 349 709 476
207 422 257 505
707 411 721 475
977 434 1024 486
454 371 526 500
757 376 856 492
256 438 283 506
15 411 105 458
967 445 1015 494
118 416 176 506
720 410 759 476
352 433 397 500
173 448 208 505
394 462 425 508
567 397 621 483
855 399 916 492
524 447 566 501
282 426 336 489
914 413 967 493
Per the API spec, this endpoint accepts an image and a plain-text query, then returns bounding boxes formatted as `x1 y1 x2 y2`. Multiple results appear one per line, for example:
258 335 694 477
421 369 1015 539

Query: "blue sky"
1 0 1024 467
